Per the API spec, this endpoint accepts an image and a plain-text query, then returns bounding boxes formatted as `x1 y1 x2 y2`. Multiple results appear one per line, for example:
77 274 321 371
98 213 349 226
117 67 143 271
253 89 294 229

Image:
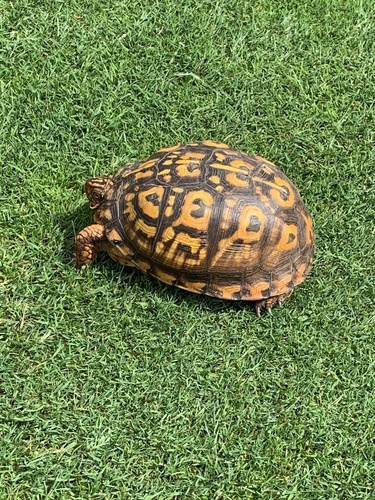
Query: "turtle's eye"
88 190 103 209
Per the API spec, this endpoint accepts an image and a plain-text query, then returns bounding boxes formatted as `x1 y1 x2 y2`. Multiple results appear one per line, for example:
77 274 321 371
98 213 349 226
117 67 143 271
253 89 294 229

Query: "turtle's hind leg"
254 290 293 317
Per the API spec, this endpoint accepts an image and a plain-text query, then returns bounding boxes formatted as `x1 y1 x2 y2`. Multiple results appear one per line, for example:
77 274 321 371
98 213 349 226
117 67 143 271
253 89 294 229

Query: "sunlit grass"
1 0 374 497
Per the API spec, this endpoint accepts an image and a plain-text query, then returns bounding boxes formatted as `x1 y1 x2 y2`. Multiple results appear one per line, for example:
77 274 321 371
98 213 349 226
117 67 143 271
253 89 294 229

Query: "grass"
1 0 374 497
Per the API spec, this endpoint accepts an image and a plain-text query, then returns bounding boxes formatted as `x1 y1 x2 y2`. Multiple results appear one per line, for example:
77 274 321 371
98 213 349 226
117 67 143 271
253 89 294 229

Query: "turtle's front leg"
74 223 108 268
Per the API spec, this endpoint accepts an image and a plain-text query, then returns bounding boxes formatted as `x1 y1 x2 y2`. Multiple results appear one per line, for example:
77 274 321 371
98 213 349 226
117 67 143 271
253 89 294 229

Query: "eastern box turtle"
74 141 315 315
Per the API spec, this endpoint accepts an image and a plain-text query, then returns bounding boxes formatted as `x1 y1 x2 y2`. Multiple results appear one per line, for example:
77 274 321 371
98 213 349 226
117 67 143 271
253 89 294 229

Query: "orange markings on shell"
274 223 298 253
176 280 207 295
247 281 271 298
172 190 213 232
101 208 112 222
155 226 206 269
133 258 151 273
164 194 176 218
225 198 237 208
209 175 220 184
107 228 122 242
210 162 248 174
214 152 226 161
261 219 299 278
123 198 137 222
167 194 176 206
217 284 242 298
179 152 206 160
134 218 157 237
134 169 154 181
254 176 296 209
302 211 314 246
228 159 256 172
137 186 164 219
160 226 175 244
210 203 267 270
157 143 182 153
270 274 294 296
254 155 275 165
173 232 201 253
272 176 296 208
158 169 171 176
129 160 157 177
175 161 201 178
202 140 230 148
294 262 308 283
151 268 177 285
225 172 249 188
235 205 267 242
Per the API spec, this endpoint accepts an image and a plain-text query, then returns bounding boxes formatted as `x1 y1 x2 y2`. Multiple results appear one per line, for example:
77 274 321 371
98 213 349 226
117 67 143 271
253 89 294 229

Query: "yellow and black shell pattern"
100 141 315 301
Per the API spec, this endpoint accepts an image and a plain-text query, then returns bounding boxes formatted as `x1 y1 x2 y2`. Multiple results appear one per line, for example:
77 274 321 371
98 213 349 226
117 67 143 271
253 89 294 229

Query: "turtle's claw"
254 291 293 317
255 302 262 317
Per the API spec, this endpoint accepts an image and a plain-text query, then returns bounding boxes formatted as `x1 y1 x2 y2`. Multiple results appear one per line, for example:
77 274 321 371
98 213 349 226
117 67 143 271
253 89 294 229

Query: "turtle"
74 140 315 316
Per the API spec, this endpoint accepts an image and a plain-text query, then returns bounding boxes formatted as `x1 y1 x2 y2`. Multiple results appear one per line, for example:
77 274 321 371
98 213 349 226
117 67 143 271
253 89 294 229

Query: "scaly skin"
74 223 108 268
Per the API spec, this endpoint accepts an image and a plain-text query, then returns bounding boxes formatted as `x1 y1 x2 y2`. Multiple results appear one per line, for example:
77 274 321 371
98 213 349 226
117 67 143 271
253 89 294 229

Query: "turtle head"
83 175 114 210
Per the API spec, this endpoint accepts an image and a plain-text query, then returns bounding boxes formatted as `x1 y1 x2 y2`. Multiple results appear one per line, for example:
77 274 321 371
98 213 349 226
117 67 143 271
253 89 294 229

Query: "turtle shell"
99 140 315 301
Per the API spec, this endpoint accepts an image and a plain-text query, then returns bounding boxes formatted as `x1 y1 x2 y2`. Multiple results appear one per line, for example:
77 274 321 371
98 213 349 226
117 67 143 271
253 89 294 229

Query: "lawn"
1 0 374 498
